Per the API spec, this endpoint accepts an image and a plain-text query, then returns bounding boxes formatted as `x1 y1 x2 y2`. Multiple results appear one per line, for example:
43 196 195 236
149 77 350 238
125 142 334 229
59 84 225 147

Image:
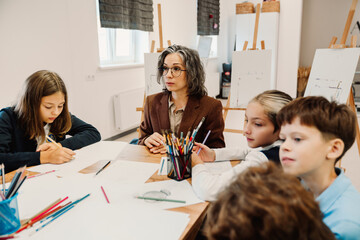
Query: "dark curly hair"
204 162 335 240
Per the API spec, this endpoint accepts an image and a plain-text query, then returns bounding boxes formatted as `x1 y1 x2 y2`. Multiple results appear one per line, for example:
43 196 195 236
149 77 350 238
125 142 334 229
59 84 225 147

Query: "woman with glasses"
138 45 225 153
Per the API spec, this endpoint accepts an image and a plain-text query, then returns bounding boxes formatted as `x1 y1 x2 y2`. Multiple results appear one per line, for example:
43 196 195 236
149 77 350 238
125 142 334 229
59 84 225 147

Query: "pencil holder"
0 193 21 235
167 153 192 181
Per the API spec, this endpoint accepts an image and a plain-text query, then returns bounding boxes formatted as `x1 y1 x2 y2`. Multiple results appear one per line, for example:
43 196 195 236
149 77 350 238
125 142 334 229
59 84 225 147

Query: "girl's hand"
40 147 76 164
37 142 62 152
144 132 165 149
193 142 216 162
191 152 204 167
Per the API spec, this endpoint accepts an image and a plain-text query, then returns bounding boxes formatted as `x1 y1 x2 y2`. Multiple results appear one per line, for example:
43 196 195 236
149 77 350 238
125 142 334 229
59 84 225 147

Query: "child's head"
277 96 356 172
204 162 335 240
244 90 292 148
15 70 71 140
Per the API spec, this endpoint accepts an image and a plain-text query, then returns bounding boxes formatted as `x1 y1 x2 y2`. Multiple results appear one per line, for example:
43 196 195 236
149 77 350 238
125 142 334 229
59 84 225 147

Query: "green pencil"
136 196 186 204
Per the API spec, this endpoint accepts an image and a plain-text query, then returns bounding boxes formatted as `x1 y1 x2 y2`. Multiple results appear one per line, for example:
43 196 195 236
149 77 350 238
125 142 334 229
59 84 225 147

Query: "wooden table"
3 143 211 240
116 144 209 240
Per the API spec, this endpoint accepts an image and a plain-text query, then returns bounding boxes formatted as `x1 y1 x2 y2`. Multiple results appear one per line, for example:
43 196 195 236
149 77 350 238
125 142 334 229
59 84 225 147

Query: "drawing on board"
230 50 273 108
144 53 163 96
304 48 360 104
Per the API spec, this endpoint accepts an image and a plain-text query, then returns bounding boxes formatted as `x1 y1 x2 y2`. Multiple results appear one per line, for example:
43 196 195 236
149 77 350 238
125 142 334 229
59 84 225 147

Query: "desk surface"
4 143 210 240
117 144 209 240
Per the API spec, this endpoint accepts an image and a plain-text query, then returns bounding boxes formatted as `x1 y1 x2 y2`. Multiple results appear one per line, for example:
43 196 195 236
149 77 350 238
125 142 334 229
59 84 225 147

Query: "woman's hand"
149 145 166 154
40 147 76 164
193 142 216 162
144 132 166 154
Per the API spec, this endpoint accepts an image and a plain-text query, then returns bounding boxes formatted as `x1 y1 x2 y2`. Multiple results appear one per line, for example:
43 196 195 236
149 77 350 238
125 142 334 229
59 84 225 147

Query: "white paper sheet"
18 202 189 240
104 180 204 210
94 160 159 184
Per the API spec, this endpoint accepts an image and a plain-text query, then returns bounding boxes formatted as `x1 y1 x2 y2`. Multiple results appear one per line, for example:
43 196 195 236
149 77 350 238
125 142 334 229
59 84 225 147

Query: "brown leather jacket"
138 92 225 148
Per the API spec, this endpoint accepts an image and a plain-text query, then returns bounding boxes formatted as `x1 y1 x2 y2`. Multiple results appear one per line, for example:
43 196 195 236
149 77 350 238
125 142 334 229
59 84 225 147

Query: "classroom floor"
115 99 360 192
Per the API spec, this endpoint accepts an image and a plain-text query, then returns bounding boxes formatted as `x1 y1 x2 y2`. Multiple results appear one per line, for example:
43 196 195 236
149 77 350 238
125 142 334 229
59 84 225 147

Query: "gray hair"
157 45 207 97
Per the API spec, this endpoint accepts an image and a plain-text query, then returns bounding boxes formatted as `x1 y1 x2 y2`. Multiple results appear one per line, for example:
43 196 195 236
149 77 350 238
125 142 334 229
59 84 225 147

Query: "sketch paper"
230 50 273 107
304 48 360 104
144 53 163 96
95 160 159 184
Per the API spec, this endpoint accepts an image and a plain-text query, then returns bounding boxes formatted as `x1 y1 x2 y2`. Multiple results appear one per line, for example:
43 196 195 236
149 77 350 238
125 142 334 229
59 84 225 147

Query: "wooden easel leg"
223 93 231 122
138 93 146 138
242 41 248 51
351 35 357 48
150 40 155 53
348 89 360 156
329 36 337 48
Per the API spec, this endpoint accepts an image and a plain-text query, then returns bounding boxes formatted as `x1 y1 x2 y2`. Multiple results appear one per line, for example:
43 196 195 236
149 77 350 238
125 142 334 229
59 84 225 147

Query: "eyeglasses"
159 66 186 77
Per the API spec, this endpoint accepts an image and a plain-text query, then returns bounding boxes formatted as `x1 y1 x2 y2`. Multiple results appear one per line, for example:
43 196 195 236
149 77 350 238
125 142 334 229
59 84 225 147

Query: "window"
96 4 149 67
197 35 218 58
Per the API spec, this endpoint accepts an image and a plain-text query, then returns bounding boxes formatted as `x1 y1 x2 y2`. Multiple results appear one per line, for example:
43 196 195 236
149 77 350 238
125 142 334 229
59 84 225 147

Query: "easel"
151 4 172 53
136 3 172 137
223 3 265 134
328 0 360 168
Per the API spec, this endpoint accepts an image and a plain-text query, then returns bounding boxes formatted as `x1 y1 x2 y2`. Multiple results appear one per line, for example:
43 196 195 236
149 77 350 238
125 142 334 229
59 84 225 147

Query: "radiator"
113 88 144 131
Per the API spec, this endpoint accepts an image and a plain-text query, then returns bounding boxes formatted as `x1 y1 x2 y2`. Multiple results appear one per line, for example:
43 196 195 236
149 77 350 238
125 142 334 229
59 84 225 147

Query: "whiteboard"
230 50 273 107
144 53 163 96
304 48 360 104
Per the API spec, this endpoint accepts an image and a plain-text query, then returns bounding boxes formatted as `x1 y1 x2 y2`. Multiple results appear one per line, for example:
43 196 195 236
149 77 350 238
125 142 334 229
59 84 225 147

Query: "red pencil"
101 186 110 204
29 197 69 223
28 170 56 179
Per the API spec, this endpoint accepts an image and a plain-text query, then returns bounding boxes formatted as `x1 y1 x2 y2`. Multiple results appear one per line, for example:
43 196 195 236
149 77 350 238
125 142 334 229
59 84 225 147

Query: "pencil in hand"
46 136 62 148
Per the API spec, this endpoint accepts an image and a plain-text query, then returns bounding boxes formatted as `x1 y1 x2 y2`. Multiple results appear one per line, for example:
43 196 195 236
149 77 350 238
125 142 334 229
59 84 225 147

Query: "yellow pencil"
46 135 61 148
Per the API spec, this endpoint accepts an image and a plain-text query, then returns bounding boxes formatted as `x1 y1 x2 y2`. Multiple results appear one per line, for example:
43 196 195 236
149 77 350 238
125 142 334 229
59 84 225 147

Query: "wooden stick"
252 4 261 50
261 40 265 50
243 41 248 51
157 4 164 51
223 93 231 121
351 35 357 48
329 36 337 48
150 40 155 53
167 40 172 46
347 88 360 156
340 0 358 45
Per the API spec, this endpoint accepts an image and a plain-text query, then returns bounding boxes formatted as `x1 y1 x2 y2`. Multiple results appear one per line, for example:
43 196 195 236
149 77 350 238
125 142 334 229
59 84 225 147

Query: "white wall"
300 0 360 67
0 0 302 139
0 0 198 139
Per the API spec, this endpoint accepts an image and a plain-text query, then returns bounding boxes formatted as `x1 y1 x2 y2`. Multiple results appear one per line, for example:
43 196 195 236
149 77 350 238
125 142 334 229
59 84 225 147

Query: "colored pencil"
135 196 186 204
101 186 110 204
1 164 5 195
159 158 165 174
30 197 69 223
197 130 211 155
31 205 75 235
28 170 56 179
95 161 111 176
46 135 61 148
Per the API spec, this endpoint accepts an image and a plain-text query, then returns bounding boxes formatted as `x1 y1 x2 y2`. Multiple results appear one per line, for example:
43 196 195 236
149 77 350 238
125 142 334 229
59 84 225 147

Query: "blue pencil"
40 193 91 223
160 158 165 174
34 205 75 233
197 130 211 155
